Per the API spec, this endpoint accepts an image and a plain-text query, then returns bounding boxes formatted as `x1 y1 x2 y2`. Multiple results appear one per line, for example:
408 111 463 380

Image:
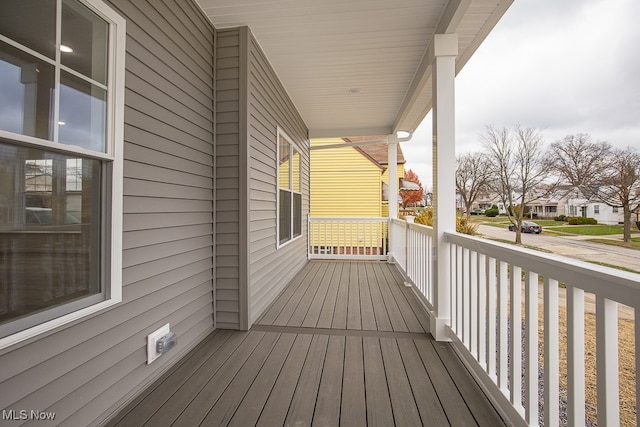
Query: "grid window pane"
292 149 300 193
0 1 57 59
278 136 290 190
0 142 102 337
293 193 302 238
279 189 292 244
61 0 109 84
59 71 107 152
0 41 55 139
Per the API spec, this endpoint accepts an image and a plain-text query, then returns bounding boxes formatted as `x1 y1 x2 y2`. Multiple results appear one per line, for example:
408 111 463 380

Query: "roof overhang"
198 0 513 138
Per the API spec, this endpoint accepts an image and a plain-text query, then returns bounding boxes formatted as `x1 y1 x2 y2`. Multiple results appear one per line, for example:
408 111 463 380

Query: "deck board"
315 261 342 328
363 337 395 426
380 338 424 425
284 334 328 425
312 335 345 426
377 262 425 333
371 262 408 332
341 335 367 426
301 261 335 328
331 262 349 329
396 339 451 425
227 333 297 426
346 263 362 330
254 334 313 427
108 261 507 427
366 263 393 331
358 262 377 330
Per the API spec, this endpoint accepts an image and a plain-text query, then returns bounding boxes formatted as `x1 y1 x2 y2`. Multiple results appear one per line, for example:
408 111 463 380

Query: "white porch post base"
430 313 452 342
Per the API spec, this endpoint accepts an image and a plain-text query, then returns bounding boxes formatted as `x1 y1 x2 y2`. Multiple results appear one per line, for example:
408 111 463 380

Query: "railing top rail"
445 231 640 307
407 222 434 235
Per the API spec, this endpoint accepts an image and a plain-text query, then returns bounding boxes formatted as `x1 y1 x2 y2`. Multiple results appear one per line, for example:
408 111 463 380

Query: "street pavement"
477 224 640 272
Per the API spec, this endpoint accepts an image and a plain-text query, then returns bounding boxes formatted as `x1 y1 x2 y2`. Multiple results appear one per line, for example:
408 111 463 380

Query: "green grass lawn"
531 220 565 226
547 225 632 235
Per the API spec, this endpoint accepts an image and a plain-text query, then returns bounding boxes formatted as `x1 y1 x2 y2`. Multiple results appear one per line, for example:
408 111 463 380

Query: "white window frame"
276 127 302 248
0 0 125 350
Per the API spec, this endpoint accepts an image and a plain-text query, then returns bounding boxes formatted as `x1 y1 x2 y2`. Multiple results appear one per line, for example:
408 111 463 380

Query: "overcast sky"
402 0 640 189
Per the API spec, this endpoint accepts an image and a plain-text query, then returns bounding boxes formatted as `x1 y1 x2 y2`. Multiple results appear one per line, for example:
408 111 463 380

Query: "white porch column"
431 33 458 341
387 134 399 263
387 134 398 220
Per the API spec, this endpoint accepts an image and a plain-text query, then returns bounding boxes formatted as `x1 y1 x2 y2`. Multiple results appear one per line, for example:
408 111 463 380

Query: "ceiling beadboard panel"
198 0 512 138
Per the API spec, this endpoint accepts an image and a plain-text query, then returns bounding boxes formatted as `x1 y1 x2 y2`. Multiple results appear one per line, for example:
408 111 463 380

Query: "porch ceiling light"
60 44 73 53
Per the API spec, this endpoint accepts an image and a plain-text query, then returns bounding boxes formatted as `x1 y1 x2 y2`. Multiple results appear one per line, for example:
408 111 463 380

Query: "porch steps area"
107 261 507 426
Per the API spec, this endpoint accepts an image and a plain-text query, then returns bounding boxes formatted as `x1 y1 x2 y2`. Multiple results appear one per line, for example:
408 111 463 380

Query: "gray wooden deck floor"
107 261 507 427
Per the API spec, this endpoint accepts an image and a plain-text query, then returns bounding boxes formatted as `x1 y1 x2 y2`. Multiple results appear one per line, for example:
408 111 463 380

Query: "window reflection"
0 41 55 139
61 0 108 84
0 142 101 332
0 0 57 59
279 136 290 190
292 149 300 193
59 71 107 152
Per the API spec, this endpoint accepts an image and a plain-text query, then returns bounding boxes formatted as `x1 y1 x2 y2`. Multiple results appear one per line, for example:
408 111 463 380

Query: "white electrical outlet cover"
147 323 170 364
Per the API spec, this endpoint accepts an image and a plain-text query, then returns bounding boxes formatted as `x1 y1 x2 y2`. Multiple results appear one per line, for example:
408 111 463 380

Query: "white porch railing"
314 216 640 426
308 217 388 260
441 232 640 426
390 218 435 308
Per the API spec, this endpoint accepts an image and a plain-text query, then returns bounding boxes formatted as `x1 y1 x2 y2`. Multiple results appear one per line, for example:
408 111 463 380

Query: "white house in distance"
566 195 625 225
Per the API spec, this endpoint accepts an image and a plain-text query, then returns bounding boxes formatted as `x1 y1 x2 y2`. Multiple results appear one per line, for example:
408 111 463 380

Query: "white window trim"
276 127 302 249
0 0 125 350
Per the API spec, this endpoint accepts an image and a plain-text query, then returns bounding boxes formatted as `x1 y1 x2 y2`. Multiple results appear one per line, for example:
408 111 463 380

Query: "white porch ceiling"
197 0 513 138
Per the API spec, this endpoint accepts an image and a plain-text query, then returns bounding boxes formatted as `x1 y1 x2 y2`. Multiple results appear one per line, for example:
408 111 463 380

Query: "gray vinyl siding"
247 31 310 325
0 1 215 426
215 28 244 330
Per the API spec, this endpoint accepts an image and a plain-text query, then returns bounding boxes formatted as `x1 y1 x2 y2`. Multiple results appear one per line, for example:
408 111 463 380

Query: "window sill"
0 296 121 351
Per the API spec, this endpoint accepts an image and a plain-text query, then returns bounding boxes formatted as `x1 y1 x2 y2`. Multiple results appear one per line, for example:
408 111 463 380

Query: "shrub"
566 216 598 225
414 207 433 226
456 216 479 235
554 215 567 222
485 205 499 217
413 208 478 235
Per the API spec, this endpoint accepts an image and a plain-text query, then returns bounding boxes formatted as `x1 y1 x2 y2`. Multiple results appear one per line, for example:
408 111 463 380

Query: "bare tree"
594 147 640 243
456 152 491 219
482 125 553 244
547 134 612 195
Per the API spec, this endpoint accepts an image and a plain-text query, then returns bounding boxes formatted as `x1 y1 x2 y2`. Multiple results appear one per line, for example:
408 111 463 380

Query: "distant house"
473 190 506 214
565 189 625 224
310 138 406 218
526 186 574 218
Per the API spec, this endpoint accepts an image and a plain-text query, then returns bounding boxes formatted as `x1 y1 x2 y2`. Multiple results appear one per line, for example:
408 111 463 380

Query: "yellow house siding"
310 139 381 218
381 163 405 185
382 163 404 217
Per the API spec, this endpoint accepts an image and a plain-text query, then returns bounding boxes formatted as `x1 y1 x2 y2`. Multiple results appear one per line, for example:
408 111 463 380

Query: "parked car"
508 221 542 234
